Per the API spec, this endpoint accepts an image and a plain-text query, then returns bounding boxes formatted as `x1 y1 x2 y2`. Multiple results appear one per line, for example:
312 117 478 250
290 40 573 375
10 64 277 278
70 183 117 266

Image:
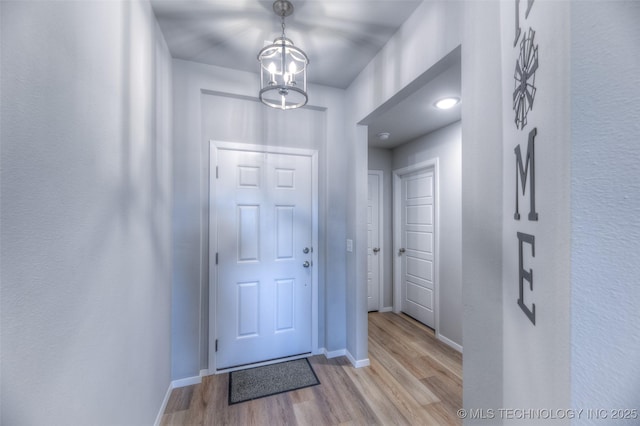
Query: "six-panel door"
216 149 313 369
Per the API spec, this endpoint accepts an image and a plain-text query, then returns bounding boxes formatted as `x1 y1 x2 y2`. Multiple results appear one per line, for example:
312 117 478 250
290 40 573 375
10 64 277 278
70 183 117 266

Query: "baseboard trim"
324 348 346 359
346 350 370 368
155 372 206 424
171 374 202 389
154 383 173 426
379 306 393 313
437 333 463 353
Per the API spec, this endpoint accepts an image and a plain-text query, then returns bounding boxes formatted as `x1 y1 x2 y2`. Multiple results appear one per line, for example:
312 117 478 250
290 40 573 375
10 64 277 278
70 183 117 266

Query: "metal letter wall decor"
514 0 535 47
517 232 536 325
512 0 538 326
514 128 539 221
513 29 539 130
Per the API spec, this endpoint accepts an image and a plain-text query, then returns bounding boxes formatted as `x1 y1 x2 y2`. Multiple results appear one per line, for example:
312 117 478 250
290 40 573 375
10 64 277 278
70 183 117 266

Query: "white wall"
170 59 348 379
500 0 572 415
570 1 640 420
0 1 173 424
460 1 505 419
368 148 393 309
393 122 462 347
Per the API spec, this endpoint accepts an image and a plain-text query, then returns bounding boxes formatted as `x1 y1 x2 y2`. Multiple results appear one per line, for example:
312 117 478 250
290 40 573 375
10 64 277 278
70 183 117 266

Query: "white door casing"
393 160 439 331
367 171 383 311
210 141 318 372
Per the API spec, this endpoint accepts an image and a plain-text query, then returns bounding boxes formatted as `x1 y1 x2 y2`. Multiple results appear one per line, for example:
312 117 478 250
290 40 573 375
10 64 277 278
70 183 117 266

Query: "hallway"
3 1 639 424
160 312 462 425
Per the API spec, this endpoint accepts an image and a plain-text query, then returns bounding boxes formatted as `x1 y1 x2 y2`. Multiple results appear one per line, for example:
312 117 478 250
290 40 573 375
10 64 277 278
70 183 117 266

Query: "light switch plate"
346 239 353 252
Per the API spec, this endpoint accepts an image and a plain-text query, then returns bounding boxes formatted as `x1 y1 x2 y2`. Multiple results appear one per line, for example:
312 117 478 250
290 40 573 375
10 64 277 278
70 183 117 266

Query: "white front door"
215 148 313 370
399 169 435 328
367 171 382 311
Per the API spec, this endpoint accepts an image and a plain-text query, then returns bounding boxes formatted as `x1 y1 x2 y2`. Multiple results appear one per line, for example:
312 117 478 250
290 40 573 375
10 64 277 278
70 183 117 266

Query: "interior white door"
367 171 381 311
215 149 313 370
400 169 435 328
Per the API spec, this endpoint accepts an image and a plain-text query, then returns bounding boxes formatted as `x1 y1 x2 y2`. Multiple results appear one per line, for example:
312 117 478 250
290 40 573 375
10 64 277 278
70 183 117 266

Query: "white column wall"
460 2 504 420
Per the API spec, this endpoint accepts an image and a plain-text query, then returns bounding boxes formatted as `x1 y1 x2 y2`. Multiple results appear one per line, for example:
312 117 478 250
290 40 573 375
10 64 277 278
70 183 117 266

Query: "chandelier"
257 0 309 110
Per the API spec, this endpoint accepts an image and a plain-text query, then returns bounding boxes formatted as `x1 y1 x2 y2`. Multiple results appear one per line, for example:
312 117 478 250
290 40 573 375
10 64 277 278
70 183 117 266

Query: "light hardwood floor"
161 312 462 425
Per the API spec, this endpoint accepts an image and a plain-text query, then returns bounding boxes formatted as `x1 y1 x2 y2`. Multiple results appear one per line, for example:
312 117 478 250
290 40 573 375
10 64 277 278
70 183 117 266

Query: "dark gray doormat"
229 358 320 405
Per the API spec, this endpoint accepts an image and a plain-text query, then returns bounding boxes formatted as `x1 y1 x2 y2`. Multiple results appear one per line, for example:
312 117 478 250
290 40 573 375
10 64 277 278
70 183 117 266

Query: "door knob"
303 261 311 268
303 247 310 254
373 247 380 253
399 248 406 254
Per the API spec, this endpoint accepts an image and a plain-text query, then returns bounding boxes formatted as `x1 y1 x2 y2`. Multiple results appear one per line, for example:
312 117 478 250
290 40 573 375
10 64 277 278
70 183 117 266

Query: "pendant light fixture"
257 0 309 110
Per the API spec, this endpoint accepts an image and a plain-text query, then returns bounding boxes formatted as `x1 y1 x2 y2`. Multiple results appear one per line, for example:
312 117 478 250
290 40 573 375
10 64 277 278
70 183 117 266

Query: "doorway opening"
367 170 384 312
361 46 463 353
393 161 438 330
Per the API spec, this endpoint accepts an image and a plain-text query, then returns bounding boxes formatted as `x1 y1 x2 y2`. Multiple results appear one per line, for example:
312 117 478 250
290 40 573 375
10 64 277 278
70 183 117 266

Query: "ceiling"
150 0 461 148
151 0 422 89
363 48 461 148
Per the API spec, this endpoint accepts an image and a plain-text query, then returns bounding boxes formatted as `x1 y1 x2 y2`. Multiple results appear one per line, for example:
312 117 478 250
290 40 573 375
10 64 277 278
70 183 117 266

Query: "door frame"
392 158 440 333
368 170 384 311
209 140 319 373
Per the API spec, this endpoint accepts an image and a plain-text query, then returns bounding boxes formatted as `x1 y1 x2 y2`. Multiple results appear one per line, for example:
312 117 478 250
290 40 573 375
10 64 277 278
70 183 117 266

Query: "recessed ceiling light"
434 97 460 110
377 132 391 140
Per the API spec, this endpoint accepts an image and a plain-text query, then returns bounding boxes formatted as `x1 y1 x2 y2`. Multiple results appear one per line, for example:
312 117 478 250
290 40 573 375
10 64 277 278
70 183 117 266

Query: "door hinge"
216 253 218 265
216 166 219 179
215 339 218 352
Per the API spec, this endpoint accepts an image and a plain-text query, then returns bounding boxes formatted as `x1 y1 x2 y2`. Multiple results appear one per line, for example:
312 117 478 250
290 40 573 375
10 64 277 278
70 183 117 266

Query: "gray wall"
0 1 173 424
171 59 348 379
393 122 462 347
571 1 640 416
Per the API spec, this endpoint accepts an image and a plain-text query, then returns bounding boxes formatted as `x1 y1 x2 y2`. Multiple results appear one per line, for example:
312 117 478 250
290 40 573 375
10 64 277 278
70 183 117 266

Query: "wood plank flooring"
161 312 462 425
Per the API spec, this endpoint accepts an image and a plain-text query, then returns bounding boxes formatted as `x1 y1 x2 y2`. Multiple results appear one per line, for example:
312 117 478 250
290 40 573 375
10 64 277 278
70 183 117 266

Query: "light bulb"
268 63 276 85
434 97 460 110
287 62 297 85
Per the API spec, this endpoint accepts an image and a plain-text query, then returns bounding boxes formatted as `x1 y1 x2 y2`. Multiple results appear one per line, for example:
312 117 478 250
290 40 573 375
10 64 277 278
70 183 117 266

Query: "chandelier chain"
258 0 308 110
